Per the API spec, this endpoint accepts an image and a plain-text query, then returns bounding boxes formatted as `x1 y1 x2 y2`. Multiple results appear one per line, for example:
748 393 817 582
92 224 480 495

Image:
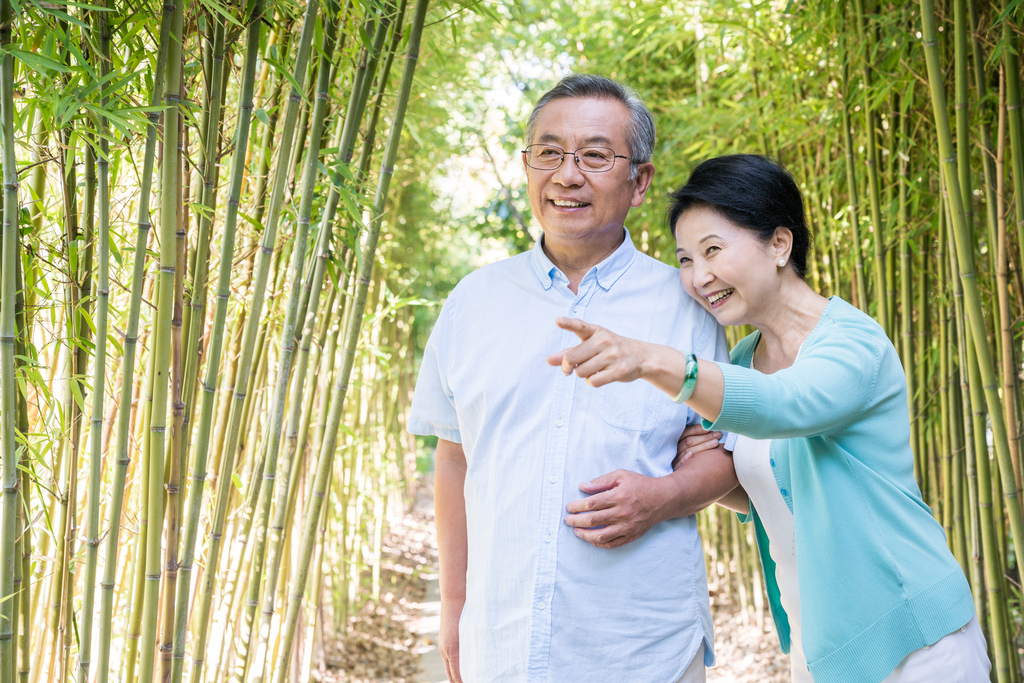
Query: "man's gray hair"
525 74 655 181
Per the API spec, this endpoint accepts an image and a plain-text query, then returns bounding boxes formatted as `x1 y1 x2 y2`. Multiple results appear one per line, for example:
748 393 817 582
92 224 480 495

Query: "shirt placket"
526 272 598 682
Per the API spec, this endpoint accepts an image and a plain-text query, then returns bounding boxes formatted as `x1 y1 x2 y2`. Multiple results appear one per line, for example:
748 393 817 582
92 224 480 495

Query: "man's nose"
551 152 586 186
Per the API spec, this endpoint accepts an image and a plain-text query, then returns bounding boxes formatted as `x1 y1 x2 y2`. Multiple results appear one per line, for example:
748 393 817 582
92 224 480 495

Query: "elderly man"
409 74 737 683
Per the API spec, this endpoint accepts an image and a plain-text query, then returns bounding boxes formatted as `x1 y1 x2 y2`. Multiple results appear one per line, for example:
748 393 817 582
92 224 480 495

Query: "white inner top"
732 434 812 683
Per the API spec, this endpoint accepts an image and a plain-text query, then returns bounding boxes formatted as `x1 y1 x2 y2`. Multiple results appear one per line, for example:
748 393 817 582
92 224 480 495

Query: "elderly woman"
549 155 989 683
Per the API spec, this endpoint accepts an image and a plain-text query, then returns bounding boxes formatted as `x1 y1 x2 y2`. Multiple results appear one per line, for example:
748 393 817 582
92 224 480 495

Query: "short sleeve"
408 298 462 443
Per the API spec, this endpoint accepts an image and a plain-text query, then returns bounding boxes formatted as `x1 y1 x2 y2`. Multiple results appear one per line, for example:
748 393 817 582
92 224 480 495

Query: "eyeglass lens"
525 145 617 172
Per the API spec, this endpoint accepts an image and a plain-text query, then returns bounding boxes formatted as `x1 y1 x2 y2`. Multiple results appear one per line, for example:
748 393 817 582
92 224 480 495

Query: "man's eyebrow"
535 133 616 147
537 133 564 144
579 135 614 147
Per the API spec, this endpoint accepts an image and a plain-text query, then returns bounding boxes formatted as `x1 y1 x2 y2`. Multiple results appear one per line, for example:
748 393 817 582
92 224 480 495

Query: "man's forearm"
654 445 738 522
435 439 468 604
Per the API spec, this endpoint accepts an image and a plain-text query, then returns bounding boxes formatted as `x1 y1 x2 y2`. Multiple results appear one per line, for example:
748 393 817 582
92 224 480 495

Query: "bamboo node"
383 165 394 175
192 472 207 482
138 221 151 230
261 245 273 255
216 293 230 301
234 391 246 400
358 277 371 285
923 40 937 47
211 533 222 541
165 484 180 493
90 418 102 425
227 197 240 207
159 644 172 654
316 91 328 100
298 218 310 225
152 426 167 433
313 490 325 499
289 93 301 103
246 599 258 607
1009 103 1023 111
100 582 115 590
160 265 175 274
953 103 967 110
145 573 160 580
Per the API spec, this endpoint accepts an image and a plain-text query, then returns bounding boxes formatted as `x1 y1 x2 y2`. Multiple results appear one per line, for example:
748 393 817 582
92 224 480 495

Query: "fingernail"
556 316 567 325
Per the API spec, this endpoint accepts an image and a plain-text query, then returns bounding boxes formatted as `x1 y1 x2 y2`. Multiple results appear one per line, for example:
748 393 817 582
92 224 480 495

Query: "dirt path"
316 484 788 683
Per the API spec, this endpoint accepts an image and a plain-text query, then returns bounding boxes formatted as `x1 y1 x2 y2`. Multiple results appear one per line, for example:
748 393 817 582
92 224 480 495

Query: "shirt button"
545 534 552 543
572 306 579 313
537 601 545 610
556 419 563 427
550 475 557 483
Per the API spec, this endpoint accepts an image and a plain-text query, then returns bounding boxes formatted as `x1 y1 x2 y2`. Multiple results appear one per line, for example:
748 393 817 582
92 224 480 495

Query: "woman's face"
674 206 784 327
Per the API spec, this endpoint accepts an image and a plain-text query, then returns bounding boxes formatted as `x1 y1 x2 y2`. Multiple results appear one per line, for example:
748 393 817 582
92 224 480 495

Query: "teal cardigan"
705 297 974 683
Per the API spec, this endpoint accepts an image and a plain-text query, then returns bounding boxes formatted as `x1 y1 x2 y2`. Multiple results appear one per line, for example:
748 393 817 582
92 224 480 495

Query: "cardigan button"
780 488 788 496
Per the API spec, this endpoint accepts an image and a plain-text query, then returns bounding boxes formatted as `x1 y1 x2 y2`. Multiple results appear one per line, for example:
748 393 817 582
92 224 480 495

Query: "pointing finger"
555 316 598 341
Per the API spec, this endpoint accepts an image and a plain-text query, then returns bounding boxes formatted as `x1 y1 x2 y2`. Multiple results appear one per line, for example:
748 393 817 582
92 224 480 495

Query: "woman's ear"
772 227 794 264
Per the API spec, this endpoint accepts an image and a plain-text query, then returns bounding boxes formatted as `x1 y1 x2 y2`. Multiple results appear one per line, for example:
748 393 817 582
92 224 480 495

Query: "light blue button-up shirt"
410 231 729 683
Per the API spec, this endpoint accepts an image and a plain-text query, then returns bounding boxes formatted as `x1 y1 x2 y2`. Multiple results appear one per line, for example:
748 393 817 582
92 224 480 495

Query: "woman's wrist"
640 344 693 398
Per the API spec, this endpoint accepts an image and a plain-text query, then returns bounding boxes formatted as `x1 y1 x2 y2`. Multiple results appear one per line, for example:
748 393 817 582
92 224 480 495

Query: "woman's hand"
674 424 723 470
546 317 651 386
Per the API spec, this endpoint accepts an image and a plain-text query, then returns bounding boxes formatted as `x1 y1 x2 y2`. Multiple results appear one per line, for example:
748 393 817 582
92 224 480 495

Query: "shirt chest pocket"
596 380 678 433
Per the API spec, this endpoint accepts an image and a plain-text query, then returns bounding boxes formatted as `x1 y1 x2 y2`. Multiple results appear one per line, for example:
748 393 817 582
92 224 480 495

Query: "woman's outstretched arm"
546 316 727 421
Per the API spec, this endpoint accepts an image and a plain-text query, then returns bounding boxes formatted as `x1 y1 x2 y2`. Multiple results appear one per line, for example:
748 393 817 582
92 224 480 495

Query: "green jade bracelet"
672 351 699 404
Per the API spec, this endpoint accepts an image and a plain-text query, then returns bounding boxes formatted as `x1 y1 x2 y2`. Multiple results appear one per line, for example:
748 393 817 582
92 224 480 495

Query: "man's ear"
630 162 656 208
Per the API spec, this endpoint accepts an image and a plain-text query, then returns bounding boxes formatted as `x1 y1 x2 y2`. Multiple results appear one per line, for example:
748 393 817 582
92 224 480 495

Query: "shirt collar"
530 228 639 291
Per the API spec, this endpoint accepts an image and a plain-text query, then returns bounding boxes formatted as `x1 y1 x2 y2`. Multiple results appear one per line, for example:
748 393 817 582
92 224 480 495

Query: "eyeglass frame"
521 143 642 174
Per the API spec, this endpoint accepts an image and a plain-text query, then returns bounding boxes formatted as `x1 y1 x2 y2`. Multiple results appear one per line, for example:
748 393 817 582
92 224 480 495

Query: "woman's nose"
693 260 714 287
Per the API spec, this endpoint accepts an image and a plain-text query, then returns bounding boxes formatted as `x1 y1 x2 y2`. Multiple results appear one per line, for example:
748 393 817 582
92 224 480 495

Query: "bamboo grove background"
11 0 1024 682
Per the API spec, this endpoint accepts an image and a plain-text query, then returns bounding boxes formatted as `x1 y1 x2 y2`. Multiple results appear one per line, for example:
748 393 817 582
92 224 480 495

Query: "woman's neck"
751 278 829 374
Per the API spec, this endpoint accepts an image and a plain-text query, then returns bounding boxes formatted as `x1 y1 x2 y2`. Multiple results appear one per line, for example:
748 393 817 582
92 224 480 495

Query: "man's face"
524 97 653 247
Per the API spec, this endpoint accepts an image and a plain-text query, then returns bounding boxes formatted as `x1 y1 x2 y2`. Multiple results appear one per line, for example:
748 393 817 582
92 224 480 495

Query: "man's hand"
439 598 464 682
568 441 738 550
564 470 671 549
674 424 722 470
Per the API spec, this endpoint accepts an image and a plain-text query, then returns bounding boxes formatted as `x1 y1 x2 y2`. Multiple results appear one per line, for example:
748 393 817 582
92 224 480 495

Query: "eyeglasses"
521 144 638 173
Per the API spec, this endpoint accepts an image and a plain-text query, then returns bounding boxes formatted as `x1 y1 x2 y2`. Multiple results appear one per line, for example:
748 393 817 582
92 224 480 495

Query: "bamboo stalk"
78 1 112 678
919 0 1024 588
840 52 869 312
271 0 430 675
173 6 266 683
0 0 19 674
137 0 185 680
238 7 341 680
852 0 887 334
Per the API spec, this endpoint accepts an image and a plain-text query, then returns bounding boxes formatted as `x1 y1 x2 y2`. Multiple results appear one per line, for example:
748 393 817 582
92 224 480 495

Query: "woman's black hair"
668 154 811 278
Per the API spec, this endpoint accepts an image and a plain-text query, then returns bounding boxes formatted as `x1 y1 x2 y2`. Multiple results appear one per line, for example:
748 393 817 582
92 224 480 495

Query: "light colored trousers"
675 643 706 683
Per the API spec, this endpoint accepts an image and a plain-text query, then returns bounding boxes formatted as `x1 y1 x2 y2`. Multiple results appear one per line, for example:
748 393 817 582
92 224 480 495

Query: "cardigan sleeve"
704 321 884 440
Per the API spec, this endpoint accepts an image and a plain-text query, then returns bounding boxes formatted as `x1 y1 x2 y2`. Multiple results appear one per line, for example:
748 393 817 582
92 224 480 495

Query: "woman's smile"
705 287 734 309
